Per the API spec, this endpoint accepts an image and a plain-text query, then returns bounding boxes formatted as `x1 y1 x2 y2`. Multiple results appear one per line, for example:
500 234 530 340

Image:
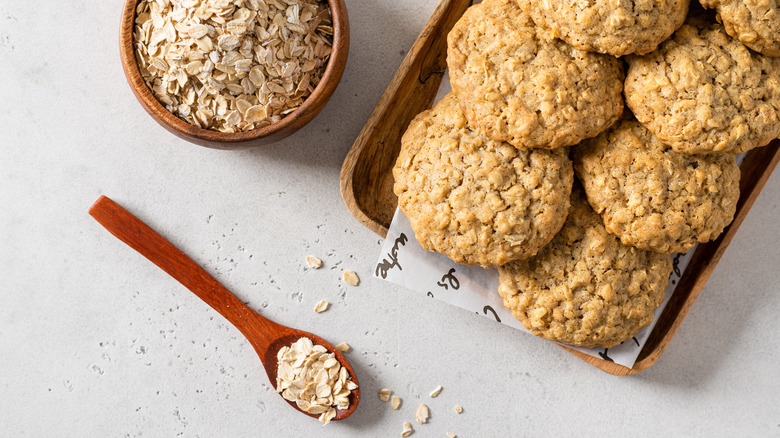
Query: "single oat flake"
378 388 391 402
342 270 360 286
429 385 442 398
306 255 323 269
313 300 329 313
401 422 414 437
446 433 456 438
454 405 463 414
133 0 333 133
391 396 401 410
415 403 429 423
335 342 350 352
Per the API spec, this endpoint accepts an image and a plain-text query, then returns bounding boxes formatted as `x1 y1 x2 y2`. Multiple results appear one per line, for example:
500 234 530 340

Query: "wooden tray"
339 0 780 375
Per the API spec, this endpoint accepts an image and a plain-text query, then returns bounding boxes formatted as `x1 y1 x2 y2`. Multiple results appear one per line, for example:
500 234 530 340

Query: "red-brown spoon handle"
88 195 277 352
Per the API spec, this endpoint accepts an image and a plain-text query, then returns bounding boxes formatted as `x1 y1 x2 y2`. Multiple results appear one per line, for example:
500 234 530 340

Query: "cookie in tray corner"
625 18 780 155
498 185 672 349
573 119 741 254
446 0 624 150
516 0 690 56
700 0 780 57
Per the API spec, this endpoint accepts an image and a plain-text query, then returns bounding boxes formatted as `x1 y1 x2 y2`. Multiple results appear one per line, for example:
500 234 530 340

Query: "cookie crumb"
342 270 360 286
429 385 443 397
335 342 350 352
401 422 413 436
415 404 429 423
306 256 323 269
379 388 391 402
313 300 329 313
391 396 401 410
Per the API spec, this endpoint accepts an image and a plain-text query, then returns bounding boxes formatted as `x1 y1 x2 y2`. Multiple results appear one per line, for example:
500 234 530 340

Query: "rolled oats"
429 385 442 398
342 270 360 286
313 300 329 313
335 342 350 352
401 422 414 437
378 388 391 402
391 396 401 410
306 255 323 269
275 337 357 425
415 404 429 423
133 0 333 132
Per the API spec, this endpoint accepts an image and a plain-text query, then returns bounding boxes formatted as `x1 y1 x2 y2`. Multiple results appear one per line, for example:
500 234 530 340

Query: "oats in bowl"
133 0 333 133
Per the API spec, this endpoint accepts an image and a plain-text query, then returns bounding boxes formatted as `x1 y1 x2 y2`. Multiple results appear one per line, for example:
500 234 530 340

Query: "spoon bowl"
89 195 360 420
263 331 359 421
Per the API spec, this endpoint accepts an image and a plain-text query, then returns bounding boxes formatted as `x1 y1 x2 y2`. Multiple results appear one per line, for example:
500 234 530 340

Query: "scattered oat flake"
342 270 360 286
335 342 350 352
446 433 456 438
415 404 429 423
454 405 463 414
378 388 391 402
429 385 443 398
313 300 329 313
391 396 401 410
306 255 323 269
401 422 414 437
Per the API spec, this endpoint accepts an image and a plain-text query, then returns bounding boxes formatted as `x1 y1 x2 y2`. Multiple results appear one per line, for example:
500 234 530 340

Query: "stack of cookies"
393 0 780 349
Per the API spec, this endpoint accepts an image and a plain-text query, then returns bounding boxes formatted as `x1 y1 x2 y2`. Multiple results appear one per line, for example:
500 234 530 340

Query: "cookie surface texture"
393 93 573 268
498 187 672 348
517 0 690 56
700 0 780 56
625 19 780 155
574 119 740 254
447 0 624 150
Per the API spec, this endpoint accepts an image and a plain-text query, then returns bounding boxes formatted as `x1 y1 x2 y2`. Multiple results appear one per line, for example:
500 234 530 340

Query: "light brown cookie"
393 93 573 268
447 0 624 150
700 0 780 57
517 0 690 56
573 119 741 254
625 19 780 155
498 186 672 348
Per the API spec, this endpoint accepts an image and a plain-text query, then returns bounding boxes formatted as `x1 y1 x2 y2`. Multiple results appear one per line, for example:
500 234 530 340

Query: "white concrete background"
1 1 779 436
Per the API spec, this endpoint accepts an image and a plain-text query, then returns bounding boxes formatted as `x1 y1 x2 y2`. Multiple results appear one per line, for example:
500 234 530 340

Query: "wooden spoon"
89 195 360 421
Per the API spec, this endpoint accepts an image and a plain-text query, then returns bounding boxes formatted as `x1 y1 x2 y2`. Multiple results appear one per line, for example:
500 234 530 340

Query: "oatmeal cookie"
393 93 574 268
625 19 780 155
517 0 689 56
700 0 780 56
573 119 740 254
498 186 672 348
447 0 624 150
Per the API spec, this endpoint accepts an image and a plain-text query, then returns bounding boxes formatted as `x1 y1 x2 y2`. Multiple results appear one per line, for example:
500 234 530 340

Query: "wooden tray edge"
627 140 780 374
338 0 780 375
339 0 473 239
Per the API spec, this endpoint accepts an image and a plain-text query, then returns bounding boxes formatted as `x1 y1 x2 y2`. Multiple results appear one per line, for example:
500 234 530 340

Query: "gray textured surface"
1 1 779 436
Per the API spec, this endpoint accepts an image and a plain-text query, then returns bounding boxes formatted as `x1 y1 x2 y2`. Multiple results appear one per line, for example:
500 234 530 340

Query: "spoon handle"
89 195 277 351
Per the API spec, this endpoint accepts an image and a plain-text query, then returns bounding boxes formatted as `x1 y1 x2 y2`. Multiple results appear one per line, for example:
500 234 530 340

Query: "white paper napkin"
375 208 698 368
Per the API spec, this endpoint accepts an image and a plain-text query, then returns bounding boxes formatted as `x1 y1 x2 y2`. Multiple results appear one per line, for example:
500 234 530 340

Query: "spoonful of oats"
89 196 359 423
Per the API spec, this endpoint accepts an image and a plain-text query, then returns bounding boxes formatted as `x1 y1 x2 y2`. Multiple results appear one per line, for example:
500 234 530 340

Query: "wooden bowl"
119 0 349 150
